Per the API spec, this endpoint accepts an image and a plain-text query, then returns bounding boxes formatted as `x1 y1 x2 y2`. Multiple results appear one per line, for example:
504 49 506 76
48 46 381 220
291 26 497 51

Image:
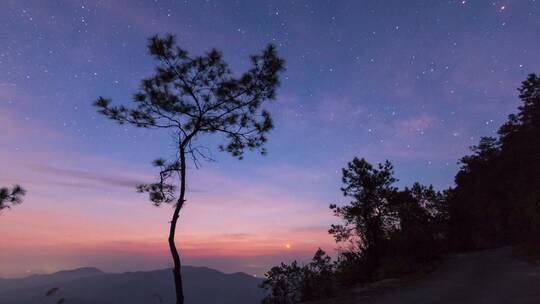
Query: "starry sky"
1 0 539 278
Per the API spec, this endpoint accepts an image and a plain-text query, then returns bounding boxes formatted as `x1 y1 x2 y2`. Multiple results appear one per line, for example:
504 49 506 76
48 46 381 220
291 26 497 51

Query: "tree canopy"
0 185 25 212
94 34 285 304
449 74 540 249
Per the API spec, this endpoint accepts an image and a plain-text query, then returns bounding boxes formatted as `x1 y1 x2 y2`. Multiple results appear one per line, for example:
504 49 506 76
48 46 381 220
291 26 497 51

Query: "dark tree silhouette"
448 73 540 250
262 161 450 296
299 248 335 301
497 74 540 245
450 137 503 249
328 159 447 285
329 158 397 278
262 73 540 299
0 185 25 212
93 34 284 304
260 249 335 304
261 261 304 304
386 183 448 267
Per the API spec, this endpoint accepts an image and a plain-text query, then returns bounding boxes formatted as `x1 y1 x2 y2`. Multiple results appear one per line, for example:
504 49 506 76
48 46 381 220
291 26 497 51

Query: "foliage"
329 159 448 285
392 184 448 251
94 33 284 304
260 249 335 303
333 250 369 287
261 158 450 301
0 185 26 212
329 158 397 278
300 248 336 301
261 158 450 302
261 73 540 301
449 73 540 250
260 261 303 304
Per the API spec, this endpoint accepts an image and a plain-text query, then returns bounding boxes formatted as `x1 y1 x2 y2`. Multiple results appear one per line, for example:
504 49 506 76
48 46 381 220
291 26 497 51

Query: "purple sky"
1 0 539 278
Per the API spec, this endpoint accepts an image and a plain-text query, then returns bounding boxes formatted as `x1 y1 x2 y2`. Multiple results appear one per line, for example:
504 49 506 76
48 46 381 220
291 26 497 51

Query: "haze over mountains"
0 266 264 304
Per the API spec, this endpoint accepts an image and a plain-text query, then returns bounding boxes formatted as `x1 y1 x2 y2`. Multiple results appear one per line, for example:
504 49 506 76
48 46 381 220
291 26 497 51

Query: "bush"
260 249 335 303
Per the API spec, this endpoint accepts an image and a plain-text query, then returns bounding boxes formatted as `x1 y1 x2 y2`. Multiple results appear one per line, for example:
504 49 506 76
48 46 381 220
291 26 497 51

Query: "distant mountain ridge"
0 266 265 304
50 267 104 276
0 267 104 294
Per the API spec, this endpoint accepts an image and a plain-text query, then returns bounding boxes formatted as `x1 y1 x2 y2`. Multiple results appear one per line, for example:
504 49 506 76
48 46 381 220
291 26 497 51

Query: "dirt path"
317 247 540 304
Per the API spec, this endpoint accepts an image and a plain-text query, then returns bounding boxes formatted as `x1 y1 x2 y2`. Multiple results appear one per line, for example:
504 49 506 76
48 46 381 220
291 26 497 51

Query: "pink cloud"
0 149 337 278
398 113 435 132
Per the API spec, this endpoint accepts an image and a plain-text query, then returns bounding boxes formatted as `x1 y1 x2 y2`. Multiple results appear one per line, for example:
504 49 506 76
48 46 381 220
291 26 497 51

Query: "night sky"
1 0 539 278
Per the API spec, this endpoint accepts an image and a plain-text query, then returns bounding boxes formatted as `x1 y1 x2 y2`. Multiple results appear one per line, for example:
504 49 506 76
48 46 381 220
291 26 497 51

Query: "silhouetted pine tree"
450 137 503 249
94 34 284 304
299 248 335 301
329 159 448 284
498 74 540 245
449 73 540 250
261 261 304 304
261 74 540 301
0 185 25 212
260 249 335 303
262 159 449 296
329 158 397 279
387 183 448 268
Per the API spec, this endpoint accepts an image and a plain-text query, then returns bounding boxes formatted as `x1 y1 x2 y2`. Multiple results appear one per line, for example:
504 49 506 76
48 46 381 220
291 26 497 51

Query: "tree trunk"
169 147 187 304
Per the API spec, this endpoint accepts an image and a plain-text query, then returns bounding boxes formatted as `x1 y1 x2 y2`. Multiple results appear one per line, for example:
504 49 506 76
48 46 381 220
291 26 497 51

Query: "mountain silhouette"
0 266 264 304
0 267 104 294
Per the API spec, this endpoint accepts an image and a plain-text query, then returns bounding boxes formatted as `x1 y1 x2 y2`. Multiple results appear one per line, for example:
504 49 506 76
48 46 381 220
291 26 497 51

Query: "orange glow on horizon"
0 205 335 277
0 118 336 278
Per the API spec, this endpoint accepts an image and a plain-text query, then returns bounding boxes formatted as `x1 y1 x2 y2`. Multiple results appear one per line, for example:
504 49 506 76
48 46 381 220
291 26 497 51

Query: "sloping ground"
313 247 540 304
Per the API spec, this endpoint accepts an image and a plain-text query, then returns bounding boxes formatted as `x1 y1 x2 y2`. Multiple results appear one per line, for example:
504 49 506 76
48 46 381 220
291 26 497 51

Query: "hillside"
310 248 540 304
0 267 104 294
0 266 264 304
